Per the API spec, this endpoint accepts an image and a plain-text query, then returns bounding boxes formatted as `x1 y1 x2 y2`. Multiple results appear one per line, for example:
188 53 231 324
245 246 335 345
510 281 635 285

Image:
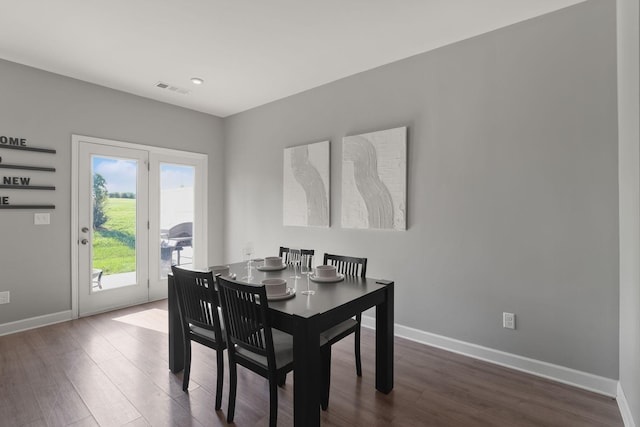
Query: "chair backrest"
217 276 277 369
279 246 315 269
323 253 367 278
171 266 224 341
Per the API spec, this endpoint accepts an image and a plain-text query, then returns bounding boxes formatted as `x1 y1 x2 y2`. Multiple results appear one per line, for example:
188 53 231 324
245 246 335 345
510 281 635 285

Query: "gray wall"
0 59 225 324
0 0 622 387
224 1 619 378
618 0 640 422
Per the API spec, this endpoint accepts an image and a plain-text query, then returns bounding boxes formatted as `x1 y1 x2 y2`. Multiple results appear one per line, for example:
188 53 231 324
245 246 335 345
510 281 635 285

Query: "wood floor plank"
95 322 186 399
31 372 92 427
0 376 45 427
172 386 229 427
0 300 623 427
122 417 153 426
65 360 142 426
67 417 100 427
98 354 205 427
20 419 49 427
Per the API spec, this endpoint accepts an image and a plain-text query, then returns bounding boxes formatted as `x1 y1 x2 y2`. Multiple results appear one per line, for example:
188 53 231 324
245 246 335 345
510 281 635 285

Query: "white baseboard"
618 382 638 427
0 310 73 337
361 315 618 397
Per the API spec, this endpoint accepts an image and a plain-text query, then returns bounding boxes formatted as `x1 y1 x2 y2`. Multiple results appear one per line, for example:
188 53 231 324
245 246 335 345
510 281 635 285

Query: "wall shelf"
0 144 56 154
0 205 55 209
0 140 57 209
0 185 55 190
0 164 56 172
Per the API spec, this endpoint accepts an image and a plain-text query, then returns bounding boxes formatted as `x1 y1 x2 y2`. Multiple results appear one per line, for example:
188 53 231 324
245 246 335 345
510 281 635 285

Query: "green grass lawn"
93 198 136 274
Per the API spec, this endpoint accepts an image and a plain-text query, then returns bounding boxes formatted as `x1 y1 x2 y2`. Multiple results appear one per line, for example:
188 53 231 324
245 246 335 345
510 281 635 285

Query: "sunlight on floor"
112 308 168 334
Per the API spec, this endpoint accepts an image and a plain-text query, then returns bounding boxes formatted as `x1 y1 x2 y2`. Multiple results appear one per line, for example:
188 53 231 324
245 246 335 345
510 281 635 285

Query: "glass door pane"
159 163 195 278
92 156 139 290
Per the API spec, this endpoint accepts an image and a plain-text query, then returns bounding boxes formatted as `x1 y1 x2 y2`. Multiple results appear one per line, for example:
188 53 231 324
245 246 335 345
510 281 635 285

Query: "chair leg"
277 372 287 387
321 346 331 410
227 360 237 423
355 316 362 377
182 338 191 391
269 374 279 427
215 349 224 410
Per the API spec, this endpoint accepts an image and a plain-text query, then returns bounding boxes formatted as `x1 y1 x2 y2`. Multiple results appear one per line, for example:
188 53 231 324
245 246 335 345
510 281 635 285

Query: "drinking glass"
242 243 254 281
289 247 301 279
300 255 315 295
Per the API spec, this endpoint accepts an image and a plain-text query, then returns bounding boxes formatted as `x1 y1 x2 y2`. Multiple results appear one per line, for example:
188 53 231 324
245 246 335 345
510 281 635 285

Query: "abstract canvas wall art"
342 127 406 230
283 140 330 227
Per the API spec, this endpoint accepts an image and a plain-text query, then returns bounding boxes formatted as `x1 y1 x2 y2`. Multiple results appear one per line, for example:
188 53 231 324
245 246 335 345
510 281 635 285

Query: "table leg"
375 282 394 393
293 314 321 427
168 275 184 373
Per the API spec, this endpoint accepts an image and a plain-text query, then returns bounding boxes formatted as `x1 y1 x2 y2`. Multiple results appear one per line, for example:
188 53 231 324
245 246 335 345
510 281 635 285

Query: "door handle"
81 239 88 245
81 227 89 233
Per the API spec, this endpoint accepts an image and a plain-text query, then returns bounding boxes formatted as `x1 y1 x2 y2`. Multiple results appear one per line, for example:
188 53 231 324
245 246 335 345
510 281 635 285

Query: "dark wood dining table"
168 261 394 427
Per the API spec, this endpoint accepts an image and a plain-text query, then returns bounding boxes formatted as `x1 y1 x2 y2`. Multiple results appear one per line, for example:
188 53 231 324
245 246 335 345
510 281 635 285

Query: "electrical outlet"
34 213 50 225
503 312 515 329
0 291 9 304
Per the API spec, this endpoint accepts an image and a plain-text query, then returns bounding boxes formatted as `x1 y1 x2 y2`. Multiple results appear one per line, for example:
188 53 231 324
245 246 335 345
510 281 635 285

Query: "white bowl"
264 256 283 268
210 265 230 277
315 265 337 278
262 278 287 297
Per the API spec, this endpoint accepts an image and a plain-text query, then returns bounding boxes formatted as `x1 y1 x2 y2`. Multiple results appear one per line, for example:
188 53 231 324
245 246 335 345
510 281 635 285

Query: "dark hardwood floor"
0 300 623 426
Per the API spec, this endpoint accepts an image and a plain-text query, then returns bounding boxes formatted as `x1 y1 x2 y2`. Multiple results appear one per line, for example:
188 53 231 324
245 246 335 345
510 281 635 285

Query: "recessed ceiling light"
191 77 204 85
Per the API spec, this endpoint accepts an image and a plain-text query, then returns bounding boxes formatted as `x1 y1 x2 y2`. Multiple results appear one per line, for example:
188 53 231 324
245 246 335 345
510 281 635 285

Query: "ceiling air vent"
155 81 190 95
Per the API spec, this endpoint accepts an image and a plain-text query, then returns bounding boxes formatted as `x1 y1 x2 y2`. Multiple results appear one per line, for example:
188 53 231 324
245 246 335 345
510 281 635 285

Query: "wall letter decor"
0 135 56 209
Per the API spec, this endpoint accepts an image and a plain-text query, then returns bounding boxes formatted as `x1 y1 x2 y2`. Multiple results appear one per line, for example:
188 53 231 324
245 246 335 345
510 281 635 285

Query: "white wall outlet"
0 291 9 304
503 312 516 329
34 213 50 225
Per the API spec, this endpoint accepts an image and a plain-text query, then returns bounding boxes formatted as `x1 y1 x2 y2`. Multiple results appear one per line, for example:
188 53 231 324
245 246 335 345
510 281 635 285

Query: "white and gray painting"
342 127 406 230
283 140 330 227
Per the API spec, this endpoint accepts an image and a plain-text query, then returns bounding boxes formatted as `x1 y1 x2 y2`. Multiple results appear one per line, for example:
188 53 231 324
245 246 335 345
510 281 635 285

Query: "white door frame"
71 134 208 318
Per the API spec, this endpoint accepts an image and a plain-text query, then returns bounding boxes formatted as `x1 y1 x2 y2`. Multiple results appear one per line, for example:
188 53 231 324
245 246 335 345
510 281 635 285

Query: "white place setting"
257 256 287 271
310 265 344 283
262 278 296 300
210 264 237 279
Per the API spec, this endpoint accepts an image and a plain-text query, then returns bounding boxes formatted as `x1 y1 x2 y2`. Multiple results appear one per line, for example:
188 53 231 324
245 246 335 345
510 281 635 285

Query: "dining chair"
320 253 368 409
171 266 227 410
216 275 295 427
279 246 315 269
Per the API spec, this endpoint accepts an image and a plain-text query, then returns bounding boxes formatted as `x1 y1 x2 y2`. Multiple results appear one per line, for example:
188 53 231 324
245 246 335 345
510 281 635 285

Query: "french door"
72 135 207 317
148 152 208 300
77 143 149 316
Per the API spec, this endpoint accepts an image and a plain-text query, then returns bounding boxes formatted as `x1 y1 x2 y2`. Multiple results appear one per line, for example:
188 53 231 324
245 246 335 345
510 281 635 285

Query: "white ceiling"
0 0 586 117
